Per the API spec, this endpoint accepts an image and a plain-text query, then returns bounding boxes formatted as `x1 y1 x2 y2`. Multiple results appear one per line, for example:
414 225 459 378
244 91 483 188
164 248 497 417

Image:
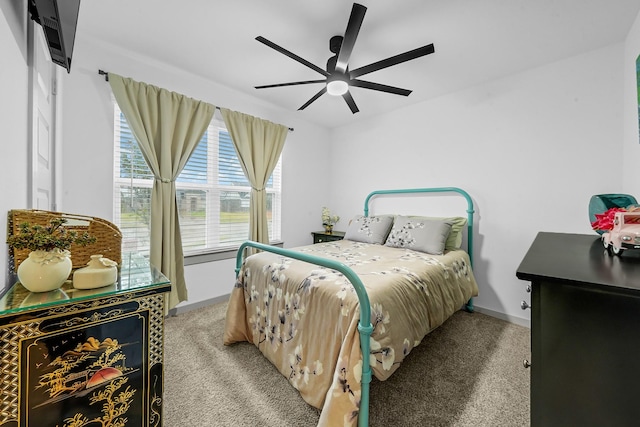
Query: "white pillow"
344 215 394 244
384 216 453 255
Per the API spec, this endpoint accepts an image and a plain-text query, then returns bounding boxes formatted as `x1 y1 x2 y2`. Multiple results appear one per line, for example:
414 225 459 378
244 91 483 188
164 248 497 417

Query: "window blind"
113 106 281 256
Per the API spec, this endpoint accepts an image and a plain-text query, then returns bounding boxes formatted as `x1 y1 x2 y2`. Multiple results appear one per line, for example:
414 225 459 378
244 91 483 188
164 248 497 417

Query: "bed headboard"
363 187 475 266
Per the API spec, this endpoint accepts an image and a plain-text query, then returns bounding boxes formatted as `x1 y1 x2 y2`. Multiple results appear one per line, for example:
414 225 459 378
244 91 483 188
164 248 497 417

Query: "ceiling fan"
254 3 435 114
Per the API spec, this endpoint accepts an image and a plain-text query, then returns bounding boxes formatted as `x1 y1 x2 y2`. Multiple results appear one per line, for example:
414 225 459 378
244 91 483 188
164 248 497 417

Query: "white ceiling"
76 0 640 129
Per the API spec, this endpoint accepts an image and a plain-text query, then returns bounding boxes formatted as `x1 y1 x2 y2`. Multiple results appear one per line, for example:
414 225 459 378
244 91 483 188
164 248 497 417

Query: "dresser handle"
523 359 531 368
520 300 531 310
525 284 531 293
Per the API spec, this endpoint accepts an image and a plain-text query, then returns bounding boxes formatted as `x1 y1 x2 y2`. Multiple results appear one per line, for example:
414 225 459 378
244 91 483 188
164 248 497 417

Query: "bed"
223 187 479 427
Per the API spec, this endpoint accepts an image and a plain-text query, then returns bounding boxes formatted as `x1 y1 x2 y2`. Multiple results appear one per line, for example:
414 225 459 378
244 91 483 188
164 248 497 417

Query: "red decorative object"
591 206 640 231
592 207 639 231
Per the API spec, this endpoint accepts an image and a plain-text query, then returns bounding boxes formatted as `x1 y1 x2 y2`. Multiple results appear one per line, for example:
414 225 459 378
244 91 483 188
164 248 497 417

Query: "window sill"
183 241 284 266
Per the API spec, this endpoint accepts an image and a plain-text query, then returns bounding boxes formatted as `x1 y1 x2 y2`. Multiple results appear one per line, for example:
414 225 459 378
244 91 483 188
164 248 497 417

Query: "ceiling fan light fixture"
327 79 349 96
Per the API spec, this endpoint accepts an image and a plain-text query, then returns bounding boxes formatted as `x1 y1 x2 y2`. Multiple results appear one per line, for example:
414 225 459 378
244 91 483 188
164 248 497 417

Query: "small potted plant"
321 207 340 234
7 217 96 292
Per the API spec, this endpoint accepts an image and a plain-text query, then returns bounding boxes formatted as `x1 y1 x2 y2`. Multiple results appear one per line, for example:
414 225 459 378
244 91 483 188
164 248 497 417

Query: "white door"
29 20 57 210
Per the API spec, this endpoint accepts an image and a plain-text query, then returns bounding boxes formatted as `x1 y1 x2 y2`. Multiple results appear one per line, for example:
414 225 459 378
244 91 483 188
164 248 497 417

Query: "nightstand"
311 230 345 244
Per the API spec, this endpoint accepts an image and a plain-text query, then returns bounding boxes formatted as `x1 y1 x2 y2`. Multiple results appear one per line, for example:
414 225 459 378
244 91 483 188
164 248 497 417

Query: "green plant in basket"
7 217 96 252
8 217 98 293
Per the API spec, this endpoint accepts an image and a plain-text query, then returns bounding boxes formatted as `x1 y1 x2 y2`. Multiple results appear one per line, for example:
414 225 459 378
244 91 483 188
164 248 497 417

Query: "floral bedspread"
223 240 479 427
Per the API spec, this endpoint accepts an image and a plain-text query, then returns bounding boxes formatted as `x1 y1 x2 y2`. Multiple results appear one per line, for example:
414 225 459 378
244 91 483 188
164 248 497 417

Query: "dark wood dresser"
0 253 171 427
516 232 640 427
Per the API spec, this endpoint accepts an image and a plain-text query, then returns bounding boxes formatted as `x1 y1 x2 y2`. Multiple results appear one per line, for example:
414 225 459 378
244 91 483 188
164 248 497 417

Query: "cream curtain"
220 109 288 244
109 74 215 310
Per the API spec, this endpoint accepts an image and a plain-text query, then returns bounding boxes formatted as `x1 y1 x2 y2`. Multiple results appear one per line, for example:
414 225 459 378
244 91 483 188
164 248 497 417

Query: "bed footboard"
235 241 374 427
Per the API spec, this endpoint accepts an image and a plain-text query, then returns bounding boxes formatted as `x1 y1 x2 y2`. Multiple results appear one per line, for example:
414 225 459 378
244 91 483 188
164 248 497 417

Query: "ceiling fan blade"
335 3 367 73
298 87 328 110
350 79 412 96
255 79 326 89
349 44 435 78
342 91 360 114
256 36 329 77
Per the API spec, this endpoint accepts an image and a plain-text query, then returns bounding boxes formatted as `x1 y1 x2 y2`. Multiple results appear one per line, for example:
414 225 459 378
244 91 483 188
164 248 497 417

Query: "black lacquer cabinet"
0 254 171 427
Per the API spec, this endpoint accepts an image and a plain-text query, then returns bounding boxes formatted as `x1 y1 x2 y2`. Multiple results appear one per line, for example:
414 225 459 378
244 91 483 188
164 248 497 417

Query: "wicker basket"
8 209 122 273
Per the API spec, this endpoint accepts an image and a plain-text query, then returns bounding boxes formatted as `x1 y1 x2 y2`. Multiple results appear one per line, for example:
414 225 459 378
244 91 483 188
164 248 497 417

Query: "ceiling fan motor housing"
329 35 343 54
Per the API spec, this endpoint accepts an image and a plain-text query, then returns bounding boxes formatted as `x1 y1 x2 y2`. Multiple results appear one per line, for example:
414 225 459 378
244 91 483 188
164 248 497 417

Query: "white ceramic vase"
73 254 118 289
17 249 72 293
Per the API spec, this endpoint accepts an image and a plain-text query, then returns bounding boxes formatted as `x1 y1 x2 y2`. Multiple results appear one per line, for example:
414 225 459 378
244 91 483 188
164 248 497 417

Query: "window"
113 105 282 256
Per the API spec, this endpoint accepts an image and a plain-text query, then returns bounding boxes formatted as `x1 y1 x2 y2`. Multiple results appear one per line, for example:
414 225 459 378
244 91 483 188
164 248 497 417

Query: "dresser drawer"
312 231 345 244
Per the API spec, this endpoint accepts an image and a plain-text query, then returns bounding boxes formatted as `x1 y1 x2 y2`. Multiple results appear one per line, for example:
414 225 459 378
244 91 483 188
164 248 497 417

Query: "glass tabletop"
0 253 171 316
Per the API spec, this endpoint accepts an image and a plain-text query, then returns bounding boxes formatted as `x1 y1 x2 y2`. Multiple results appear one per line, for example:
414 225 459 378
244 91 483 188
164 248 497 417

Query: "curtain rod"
98 70 294 132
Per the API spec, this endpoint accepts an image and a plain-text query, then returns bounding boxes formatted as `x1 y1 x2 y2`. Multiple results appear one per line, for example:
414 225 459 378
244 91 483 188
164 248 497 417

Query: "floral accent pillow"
344 215 394 244
384 216 453 255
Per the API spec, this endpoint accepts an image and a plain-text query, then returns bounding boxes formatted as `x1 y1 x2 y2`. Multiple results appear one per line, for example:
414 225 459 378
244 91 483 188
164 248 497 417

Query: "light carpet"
163 301 530 426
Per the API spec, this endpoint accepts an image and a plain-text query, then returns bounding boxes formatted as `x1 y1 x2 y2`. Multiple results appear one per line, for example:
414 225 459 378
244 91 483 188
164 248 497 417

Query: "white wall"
3 4 639 323
623 10 640 196
329 44 625 324
0 0 30 287
59 35 332 308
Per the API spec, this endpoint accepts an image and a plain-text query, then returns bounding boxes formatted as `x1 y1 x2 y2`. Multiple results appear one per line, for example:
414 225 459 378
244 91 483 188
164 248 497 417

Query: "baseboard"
168 294 230 317
473 305 531 328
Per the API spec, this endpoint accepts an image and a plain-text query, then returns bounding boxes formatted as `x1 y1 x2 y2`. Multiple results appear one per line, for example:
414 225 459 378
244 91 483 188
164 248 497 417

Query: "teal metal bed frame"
235 187 475 427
